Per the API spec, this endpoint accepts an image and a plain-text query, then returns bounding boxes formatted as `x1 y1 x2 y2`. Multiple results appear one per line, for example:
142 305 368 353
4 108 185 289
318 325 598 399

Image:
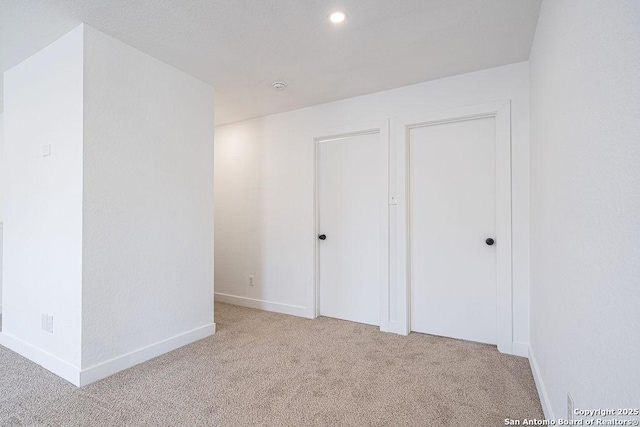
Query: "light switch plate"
42 144 52 157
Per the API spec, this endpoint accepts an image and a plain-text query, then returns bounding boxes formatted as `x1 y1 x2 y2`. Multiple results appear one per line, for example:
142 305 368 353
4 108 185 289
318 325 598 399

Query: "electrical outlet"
567 393 574 421
248 275 255 286
41 314 54 333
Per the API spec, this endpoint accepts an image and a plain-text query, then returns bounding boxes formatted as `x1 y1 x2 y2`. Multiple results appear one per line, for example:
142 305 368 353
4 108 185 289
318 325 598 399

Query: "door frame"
392 100 513 353
312 120 390 329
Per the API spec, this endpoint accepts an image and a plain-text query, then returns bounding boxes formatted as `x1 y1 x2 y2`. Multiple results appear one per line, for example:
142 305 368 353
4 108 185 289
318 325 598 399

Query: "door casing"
392 101 513 353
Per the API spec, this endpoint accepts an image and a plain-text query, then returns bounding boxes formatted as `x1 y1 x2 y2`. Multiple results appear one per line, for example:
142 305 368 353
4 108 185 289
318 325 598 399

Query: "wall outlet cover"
41 313 54 333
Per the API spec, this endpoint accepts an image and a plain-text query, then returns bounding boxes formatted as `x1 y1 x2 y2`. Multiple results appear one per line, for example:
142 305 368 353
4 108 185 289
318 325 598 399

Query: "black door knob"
486 238 495 246
318 234 327 240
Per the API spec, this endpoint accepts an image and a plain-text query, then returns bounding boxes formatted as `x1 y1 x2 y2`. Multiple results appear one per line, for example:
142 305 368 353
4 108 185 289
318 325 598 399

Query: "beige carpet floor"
0 303 542 426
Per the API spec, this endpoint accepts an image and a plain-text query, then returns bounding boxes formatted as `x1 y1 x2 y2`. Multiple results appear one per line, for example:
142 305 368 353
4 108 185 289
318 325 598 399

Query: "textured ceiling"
0 0 542 124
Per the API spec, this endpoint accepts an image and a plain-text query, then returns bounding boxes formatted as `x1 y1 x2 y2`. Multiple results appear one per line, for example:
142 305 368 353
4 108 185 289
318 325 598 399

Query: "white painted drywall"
0 224 3 316
0 112 3 218
0 112 4 314
1 26 84 368
529 0 640 419
1 24 215 385
81 26 215 369
214 62 531 348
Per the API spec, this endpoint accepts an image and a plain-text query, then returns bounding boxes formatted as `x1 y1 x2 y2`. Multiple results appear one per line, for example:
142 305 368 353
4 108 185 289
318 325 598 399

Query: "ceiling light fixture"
329 11 347 24
272 81 288 91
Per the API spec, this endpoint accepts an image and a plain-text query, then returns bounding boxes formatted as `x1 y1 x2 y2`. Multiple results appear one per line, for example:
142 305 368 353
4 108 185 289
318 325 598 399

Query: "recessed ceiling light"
329 11 347 24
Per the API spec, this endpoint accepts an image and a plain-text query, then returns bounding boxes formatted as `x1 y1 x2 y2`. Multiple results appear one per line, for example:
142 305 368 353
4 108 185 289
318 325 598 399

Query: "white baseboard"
529 345 553 420
512 341 530 358
0 323 216 387
79 322 216 386
215 292 309 318
0 331 82 386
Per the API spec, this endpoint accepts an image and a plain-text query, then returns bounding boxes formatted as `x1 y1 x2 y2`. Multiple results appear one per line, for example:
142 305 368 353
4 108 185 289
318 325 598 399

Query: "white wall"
0 24 215 386
214 62 531 350
0 112 3 314
529 0 640 419
81 25 215 370
1 26 84 368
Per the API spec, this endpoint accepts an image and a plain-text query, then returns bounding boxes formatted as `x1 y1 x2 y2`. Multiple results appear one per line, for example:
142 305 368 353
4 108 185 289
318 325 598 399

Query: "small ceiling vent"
272 81 288 91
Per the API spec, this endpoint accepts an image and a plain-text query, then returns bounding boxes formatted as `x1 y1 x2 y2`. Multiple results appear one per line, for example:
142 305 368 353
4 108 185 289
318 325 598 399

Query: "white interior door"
318 132 382 326
409 117 497 344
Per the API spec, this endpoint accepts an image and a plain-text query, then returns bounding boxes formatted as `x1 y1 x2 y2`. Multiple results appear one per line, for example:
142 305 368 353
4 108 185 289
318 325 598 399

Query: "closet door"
410 116 497 344
318 131 382 326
